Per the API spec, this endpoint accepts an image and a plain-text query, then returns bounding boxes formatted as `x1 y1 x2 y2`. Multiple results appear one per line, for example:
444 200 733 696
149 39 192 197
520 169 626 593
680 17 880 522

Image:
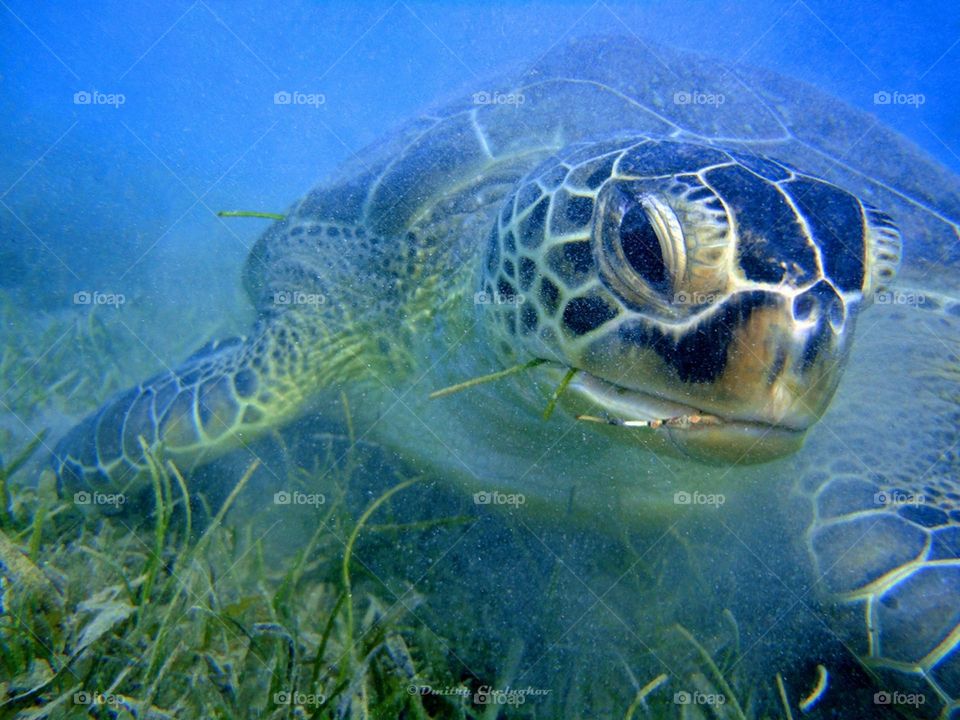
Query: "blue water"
3 3 960 717
2 1 958 299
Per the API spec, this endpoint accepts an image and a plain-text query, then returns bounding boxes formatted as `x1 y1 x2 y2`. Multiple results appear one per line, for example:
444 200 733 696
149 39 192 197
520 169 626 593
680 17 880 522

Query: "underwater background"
1 2 959 718
2 1 958 319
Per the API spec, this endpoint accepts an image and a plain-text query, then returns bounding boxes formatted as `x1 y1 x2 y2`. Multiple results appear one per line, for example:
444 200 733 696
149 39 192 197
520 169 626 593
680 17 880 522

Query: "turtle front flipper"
796 288 960 716
53 308 363 500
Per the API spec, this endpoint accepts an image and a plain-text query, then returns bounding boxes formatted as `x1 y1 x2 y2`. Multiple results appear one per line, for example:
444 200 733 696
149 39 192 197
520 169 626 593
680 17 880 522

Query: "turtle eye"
619 205 668 292
595 186 687 312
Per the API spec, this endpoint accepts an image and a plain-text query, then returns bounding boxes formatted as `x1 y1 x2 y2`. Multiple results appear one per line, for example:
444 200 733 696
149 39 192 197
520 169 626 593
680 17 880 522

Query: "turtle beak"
661 417 807 464
555 366 809 465
540 283 855 464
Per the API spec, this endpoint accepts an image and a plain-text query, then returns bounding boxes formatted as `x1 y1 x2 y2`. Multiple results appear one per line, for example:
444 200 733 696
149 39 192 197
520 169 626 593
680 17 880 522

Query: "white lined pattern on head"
480 136 897 383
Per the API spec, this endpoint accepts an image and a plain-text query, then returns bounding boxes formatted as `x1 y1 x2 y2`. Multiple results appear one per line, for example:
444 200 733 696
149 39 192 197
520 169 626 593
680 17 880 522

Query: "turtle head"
479 138 901 464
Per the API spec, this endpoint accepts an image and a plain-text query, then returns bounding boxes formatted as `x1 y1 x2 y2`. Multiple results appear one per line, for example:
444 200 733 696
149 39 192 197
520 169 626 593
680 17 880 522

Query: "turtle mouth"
555 367 808 464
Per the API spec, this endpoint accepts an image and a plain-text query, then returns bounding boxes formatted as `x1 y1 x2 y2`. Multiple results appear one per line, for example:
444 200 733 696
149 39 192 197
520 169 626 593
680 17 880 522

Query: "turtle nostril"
793 292 817 322
827 298 846 332
794 283 848 332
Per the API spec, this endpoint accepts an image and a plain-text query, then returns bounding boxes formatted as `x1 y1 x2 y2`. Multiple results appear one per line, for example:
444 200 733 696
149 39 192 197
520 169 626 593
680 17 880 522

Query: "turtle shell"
244 35 958 303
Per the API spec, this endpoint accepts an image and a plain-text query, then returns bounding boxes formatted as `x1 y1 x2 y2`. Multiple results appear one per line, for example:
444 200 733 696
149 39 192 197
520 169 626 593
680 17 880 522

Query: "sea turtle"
52 35 959 717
